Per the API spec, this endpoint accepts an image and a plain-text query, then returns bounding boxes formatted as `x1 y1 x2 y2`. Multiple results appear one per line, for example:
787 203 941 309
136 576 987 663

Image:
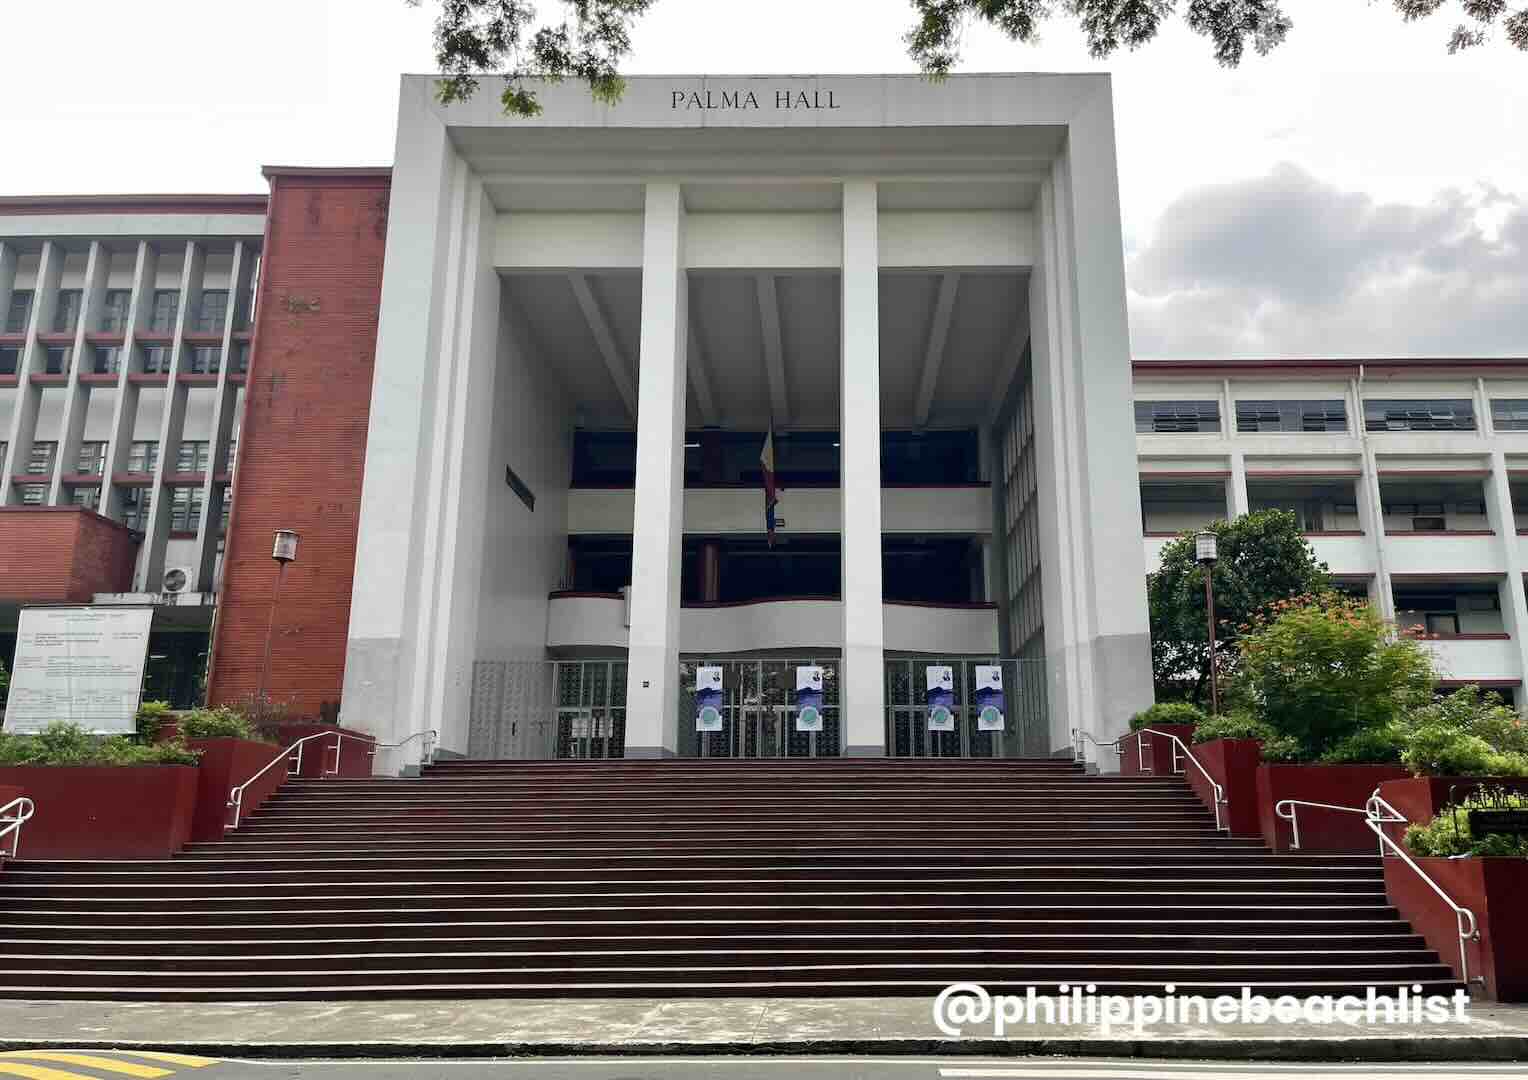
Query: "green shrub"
1191 711 1271 743
1405 788 1528 857
134 700 173 742
1228 592 1435 761
1398 687 1528 777
1129 701 1207 731
178 706 261 742
0 722 200 766
1320 725 1407 765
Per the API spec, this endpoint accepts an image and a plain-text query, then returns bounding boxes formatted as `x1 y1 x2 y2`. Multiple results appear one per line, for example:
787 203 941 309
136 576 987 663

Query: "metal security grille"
884 657 1049 758
554 659 627 759
470 659 627 759
677 657 841 758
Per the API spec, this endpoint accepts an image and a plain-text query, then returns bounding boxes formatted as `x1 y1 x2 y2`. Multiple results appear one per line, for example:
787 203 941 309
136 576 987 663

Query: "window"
4 290 33 333
92 344 123 374
52 290 82 333
1236 399 1348 433
1134 400 1221 434
230 342 250 374
194 290 228 333
120 489 151 530
76 441 107 475
881 430 979 485
220 437 237 474
188 345 221 374
142 345 173 374
98 290 131 333
26 442 56 475
218 488 231 531
43 346 71 375
17 484 45 506
70 487 100 511
126 440 159 474
147 290 179 333
1364 399 1476 432
175 441 210 473
170 488 203 531
0 347 18 375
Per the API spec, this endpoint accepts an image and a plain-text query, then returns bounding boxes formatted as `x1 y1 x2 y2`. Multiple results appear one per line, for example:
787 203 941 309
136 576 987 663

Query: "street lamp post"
257 530 300 706
1195 530 1220 717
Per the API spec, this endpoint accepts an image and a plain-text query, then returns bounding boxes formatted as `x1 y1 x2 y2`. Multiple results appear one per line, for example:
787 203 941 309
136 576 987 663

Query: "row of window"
1135 397 1526 435
0 341 249 377
14 482 227 532
13 439 233 476
3 289 249 337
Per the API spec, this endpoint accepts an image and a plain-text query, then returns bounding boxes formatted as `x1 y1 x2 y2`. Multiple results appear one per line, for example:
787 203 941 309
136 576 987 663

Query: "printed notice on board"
4 606 154 735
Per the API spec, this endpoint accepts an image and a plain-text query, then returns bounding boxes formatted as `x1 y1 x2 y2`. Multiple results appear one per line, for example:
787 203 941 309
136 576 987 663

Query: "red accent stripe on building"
0 194 268 215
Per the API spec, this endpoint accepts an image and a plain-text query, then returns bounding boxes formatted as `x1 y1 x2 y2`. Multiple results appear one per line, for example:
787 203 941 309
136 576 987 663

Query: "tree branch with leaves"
413 1 1526 116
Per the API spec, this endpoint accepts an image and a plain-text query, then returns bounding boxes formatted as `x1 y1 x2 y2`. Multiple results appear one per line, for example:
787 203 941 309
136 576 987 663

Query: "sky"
0 0 1523 359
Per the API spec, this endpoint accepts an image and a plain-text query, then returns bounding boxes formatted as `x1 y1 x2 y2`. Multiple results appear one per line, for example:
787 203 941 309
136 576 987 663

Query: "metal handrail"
1136 728 1228 832
0 795 35 858
1276 793 1482 988
227 730 359 830
369 729 437 771
1069 727 1124 768
1274 797 1373 853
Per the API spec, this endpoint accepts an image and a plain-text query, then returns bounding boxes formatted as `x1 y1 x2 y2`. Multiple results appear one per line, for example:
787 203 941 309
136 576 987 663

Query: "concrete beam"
569 273 637 418
686 322 720 427
913 272 959 429
756 274 788 427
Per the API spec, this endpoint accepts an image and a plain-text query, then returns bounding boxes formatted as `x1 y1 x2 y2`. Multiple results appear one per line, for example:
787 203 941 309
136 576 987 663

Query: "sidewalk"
4 997 1528 1061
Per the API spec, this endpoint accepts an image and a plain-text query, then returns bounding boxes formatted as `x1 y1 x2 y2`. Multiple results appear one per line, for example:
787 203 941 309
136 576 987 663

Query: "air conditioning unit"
161 567 191 595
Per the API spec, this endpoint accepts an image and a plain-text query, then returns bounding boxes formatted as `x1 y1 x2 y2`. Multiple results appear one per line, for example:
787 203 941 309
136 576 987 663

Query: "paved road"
5 1052 1528 1080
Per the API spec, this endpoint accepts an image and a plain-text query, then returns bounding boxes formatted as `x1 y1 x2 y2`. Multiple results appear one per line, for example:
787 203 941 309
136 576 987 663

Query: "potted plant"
0 722 200 859
1388 787 1528 1001
1122 701 1205 777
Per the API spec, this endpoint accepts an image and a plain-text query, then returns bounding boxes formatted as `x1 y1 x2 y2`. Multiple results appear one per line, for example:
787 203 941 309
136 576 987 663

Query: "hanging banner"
795 666 824 731
695 666 724 732
925 665 955 731
975 665 1006 732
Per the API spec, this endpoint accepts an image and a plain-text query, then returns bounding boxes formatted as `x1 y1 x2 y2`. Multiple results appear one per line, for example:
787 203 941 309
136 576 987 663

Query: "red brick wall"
0 507 137 602
206 170 391 718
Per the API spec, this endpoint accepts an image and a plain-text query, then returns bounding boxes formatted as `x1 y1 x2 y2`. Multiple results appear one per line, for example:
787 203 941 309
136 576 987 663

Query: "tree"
413 1 1528 118
1147 509 1329 703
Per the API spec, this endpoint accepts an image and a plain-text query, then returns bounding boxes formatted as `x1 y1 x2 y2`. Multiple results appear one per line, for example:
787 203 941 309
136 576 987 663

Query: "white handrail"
1069 726 1124 768
0 795 35 858
1274 797 1373 853
227 730 357 830
369 729 437 771
1276 793 1482 988
1136 727 1228 832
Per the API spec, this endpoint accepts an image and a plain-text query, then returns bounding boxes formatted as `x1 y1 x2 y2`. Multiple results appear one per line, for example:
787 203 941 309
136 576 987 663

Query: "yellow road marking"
0 1053 170 1078
109 1053 218 1068
0 1061 104 1080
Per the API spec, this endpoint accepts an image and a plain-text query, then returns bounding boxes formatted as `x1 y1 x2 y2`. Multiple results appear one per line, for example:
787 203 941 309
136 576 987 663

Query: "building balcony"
1422 635 1520 684
1384 532 1505 576
546 592 998 655
566 484 993 536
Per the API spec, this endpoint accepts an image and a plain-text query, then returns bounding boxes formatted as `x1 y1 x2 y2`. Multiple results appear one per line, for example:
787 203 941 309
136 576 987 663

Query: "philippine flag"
760 427 780 547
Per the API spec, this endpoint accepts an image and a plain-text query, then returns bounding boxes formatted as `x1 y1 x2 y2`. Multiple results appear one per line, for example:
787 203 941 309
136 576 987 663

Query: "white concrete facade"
1136 361 1528 701
344 73 1154 761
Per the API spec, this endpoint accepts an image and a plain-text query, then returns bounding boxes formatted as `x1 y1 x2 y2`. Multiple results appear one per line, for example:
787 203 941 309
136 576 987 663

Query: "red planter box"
1120 724 1196 777
0 766 197 859
266 723 376 778
1384 856 1528 1001
1256 763 1411 852
1186 738 1264 837
185 738 288 841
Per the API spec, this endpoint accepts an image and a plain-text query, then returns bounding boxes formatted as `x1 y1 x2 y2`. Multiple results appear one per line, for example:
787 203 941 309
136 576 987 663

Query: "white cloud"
1127 165 1528 357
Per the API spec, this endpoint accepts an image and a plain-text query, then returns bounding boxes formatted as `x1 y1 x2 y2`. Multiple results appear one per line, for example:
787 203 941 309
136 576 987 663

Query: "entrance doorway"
884 657 1049 758
678 657 841 758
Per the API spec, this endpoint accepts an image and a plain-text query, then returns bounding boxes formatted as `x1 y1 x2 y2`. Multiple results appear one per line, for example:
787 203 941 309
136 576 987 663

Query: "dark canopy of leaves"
1147 509 1330 702
419 1 1526 116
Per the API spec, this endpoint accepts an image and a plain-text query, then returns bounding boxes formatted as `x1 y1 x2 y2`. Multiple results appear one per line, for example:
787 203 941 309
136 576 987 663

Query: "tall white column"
623 181 687 758
840 180 886 756
1 240 62 504
1485 451 1528 686
1227 452 1249 518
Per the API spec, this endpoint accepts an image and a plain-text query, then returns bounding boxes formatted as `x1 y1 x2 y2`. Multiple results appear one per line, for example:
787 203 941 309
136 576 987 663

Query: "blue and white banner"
926 665 955 731
795 666 824 731
695 665 724 732
975 665 1006 732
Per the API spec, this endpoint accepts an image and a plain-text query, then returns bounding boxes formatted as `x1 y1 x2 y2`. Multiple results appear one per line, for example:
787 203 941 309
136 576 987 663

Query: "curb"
3 1037 1528 1062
